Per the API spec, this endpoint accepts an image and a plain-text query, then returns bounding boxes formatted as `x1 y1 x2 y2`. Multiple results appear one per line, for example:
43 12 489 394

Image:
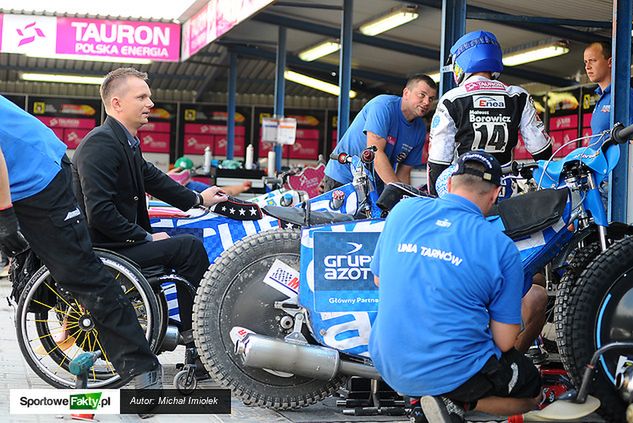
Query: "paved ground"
0 276 605 423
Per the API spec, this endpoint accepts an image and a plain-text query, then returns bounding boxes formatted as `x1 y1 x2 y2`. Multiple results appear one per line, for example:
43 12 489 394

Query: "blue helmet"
450 30 503 85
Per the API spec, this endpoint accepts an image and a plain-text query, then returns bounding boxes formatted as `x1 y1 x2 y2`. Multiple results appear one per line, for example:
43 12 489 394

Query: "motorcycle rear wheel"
193 229 346 409
554 237 633 422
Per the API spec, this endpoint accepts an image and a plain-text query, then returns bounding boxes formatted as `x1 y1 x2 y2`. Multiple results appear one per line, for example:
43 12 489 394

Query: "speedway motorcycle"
193 124 633 422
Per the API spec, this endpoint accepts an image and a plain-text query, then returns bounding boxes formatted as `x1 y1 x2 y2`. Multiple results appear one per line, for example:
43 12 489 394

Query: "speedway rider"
427 31 550 356
427 30 552 196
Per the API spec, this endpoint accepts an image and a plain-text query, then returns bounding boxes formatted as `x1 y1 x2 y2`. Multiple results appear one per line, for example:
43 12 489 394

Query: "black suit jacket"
72 117 197 248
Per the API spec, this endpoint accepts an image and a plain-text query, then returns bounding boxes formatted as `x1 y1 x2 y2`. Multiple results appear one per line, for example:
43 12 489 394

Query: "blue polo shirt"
325 94 426 185
0 95 66 201
591 84 633 135
368 194 524 396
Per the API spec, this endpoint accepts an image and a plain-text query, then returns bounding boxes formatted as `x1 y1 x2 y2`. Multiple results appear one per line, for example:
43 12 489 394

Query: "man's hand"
0 207 29 257
199 186 229 207
221 181 252 196
151 232 170 241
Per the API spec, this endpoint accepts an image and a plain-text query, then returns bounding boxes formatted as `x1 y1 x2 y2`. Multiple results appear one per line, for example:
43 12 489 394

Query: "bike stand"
337 377 406 416
174 345 198 394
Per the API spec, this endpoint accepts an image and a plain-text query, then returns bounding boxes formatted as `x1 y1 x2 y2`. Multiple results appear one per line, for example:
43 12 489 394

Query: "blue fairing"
151 210 280 264
488 198 573 289
298 194 573 356
299 219 385 358
533 144 620 188
149 183 371 264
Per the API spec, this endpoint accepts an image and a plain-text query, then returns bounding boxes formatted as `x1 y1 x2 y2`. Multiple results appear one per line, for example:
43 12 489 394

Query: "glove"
0 207 29 257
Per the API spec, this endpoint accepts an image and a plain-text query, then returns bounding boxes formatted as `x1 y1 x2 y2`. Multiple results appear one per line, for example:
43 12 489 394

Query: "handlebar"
330 152 351 164
610 122 633 144
330 146 378 165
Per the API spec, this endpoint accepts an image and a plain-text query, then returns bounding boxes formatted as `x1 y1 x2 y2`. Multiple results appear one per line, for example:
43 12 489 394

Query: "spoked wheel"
193 229 346 409
16 251 160 388
555 237 633 422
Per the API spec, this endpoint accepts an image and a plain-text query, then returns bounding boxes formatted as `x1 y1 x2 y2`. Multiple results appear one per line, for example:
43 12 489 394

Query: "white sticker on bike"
616 355 633 379
263 259 299 298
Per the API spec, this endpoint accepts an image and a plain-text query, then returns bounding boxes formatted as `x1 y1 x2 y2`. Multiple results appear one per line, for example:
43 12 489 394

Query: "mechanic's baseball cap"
453 150 502 186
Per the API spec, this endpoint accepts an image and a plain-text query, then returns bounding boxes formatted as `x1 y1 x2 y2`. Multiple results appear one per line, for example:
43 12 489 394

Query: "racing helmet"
450 30 503 85
174 156 194 170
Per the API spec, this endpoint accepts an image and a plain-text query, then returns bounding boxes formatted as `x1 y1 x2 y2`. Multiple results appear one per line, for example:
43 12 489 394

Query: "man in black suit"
72 68 228 378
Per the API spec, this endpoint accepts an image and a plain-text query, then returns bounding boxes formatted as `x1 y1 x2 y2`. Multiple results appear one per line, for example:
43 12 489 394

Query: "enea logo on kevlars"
473 95 505 109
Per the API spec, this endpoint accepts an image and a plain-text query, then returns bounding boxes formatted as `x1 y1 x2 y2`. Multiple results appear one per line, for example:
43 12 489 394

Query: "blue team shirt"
0 95 66 201
591 84 633 135
368 194 524 396
325 95 426 184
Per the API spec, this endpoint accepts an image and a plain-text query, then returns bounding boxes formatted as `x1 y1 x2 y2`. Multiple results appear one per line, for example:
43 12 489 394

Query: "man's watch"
194 192 204 207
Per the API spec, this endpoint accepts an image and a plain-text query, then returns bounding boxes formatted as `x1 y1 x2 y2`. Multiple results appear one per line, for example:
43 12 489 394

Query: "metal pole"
274 26 286 171
439 0 466 96
610 0 632 223
337 0 353 140
227 52 237 160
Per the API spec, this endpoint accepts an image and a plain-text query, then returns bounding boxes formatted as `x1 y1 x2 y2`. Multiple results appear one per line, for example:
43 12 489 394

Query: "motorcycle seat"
376 182 426 212
497 188 569 240
263 205 354 227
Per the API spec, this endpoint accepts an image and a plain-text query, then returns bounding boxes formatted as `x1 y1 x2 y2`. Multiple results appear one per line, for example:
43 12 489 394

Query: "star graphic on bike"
229 208 235 214
249 208 257 215
221 206 226 211
239 208 246 215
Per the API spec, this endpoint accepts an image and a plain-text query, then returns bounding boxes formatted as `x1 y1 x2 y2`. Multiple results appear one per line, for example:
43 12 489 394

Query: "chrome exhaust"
617 365 633 402
159 325 181 352
235 333 380 380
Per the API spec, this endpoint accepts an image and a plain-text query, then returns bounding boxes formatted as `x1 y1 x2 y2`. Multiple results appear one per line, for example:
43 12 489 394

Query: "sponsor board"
313 231 379 312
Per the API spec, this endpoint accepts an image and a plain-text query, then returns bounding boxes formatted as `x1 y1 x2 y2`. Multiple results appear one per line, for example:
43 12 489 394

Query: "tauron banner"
181 0 275 61
0 14 180 62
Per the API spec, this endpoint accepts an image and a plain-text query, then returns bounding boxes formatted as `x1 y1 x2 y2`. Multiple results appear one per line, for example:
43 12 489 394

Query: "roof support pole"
226 52 237 160
611 0 632 223
439 0 466 95
337 0 353 140
274 26 287 171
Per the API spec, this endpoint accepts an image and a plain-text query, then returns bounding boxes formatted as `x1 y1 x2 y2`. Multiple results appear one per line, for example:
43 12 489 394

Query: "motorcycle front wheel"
193 228 346 409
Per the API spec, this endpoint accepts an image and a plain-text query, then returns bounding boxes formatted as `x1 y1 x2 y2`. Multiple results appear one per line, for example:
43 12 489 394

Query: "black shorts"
444 348 542 408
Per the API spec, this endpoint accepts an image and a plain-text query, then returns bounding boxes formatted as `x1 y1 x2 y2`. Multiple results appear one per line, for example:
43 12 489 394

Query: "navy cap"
453 151 502 186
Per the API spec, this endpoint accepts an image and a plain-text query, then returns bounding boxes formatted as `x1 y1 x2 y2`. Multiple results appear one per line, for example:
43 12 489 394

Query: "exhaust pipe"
236 333 380 380
617 365 633 402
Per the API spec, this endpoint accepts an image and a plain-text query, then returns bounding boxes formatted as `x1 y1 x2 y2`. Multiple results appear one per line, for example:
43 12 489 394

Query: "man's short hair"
405 73 437 91
451 161 498 195
100 68 148 105
451 151 502 195
586 41 612 60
